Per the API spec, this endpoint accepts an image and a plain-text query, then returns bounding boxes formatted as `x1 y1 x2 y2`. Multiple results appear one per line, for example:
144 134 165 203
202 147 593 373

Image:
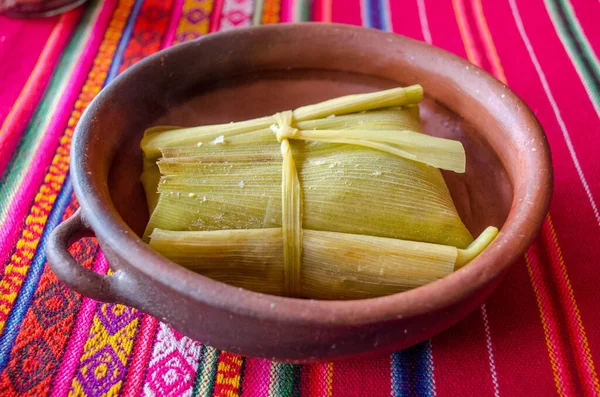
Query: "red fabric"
1 0 600 396
389 0 422 42
333 358 391 396
488 0 600 383
332 0 361 26
422 0 468 59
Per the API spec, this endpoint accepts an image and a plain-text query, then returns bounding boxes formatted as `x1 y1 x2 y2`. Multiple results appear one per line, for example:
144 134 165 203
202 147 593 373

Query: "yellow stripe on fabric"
68 267 141 397
213 352 243 396
69 307 140 397
546 216 600 395
197 346 220 397
174 0 215 45
326 362 334 397
524 253 567 397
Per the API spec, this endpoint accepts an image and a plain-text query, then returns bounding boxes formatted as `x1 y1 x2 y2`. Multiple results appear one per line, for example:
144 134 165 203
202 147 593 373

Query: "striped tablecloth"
0 0 599 395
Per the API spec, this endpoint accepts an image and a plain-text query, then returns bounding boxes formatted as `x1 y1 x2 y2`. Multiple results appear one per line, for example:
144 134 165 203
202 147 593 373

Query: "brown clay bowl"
46 23 552 362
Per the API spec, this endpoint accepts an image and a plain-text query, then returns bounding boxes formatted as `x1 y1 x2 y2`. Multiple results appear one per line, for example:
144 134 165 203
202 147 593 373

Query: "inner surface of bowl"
108 69 512 264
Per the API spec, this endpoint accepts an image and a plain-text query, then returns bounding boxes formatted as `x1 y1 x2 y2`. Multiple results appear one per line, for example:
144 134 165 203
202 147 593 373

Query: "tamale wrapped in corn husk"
141 86 497 299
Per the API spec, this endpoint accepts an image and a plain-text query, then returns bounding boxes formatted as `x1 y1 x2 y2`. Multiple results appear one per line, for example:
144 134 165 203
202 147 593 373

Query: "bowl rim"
71 22 553 326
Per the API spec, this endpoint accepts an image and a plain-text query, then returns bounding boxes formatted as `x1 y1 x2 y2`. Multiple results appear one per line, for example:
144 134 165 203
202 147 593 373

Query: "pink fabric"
2 1 600 396
0 10 79 177
0 15 58 126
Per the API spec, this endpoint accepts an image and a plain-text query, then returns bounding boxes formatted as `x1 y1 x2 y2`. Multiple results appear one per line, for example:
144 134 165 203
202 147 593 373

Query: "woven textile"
0 0 599 395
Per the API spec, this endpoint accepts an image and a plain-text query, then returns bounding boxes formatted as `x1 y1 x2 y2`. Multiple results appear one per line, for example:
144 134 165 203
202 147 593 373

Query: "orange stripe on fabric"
471 0 507 83
525 250 573 397
326 362 333 397
262 0 281 24
451 0 482 67
543 216 600 396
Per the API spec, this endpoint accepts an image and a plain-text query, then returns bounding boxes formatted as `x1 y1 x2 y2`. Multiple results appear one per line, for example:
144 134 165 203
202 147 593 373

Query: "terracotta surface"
46 23 552 362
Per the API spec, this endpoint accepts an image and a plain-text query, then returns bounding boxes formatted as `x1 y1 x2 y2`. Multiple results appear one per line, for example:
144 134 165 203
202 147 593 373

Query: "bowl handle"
46 209 117 303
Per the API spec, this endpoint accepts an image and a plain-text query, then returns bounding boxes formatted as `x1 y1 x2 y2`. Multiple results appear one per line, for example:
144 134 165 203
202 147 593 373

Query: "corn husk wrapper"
145 139 472 248
140 85 497 299
149 226 498 299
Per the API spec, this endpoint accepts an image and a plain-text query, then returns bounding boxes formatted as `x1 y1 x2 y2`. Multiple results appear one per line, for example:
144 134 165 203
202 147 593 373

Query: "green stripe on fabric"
191 345 206 397
253 0 264 25
557 0 600 76
545 0 600 113
0 0 103 223
269 362 302 397
295 0 311 22
192 346 220 397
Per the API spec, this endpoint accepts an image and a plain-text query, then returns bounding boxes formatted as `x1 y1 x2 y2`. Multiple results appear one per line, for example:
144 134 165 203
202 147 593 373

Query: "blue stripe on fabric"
391 341 435 397
362 0 391 31
0 0 145 370
0 177 74 371
105 0 145 82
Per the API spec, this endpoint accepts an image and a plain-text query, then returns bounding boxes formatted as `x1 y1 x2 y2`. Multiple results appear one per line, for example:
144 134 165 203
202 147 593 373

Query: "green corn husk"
140 105 425 213
148 226 498 299
145 140 473 248
141 85 497 300
292 85 423 121
140 85 424 162
294 107 421 132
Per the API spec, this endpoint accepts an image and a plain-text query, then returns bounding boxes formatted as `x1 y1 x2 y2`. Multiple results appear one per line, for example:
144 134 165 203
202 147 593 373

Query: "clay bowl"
46 23 552 362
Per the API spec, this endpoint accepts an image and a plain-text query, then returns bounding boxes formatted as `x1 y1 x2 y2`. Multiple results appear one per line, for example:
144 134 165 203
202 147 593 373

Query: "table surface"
1 0 599 396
